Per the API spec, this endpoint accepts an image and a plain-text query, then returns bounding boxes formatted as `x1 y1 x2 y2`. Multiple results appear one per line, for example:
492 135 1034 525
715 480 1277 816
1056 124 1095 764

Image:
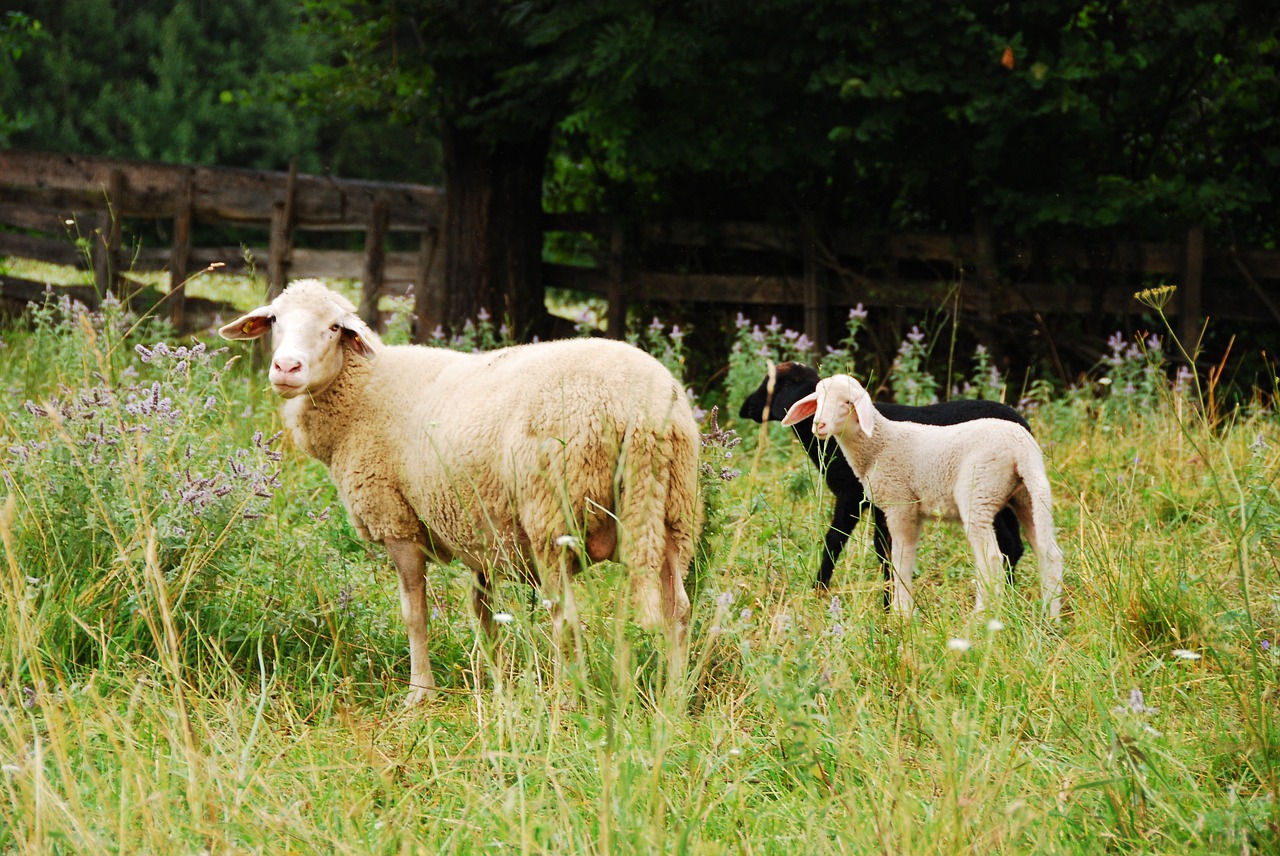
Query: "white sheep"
782 374 1063 619
219 280 701 704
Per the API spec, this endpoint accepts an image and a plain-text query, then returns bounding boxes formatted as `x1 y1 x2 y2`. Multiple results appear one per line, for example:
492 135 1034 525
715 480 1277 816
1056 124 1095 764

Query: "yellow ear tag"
242 320 255 334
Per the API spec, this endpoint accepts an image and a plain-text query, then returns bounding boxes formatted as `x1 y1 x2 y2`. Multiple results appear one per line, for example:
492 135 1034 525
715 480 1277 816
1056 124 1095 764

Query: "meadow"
0 277 1277 853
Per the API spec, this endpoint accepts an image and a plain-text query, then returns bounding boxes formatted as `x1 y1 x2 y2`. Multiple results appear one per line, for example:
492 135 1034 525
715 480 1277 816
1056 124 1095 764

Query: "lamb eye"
329 323 341 333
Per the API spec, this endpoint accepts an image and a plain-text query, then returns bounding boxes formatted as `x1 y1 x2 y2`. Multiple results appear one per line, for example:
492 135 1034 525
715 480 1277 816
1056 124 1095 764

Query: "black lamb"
738 362 1029 605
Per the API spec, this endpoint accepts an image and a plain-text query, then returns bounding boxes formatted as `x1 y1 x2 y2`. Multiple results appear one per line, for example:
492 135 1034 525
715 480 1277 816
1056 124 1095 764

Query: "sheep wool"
221 280 701 704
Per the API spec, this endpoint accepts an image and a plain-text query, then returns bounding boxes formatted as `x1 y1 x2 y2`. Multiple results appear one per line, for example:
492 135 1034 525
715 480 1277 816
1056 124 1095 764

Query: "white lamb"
782 374 1063 618
219 280 701 704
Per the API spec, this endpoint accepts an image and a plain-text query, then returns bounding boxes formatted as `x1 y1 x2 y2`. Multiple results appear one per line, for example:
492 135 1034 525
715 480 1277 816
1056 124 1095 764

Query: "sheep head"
219 279 380 399
781 374 876 440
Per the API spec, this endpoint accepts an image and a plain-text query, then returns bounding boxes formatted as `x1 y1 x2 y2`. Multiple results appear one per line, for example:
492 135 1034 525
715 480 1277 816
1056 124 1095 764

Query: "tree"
303 0 1278 342
300 1 584 338
564 0 1280 242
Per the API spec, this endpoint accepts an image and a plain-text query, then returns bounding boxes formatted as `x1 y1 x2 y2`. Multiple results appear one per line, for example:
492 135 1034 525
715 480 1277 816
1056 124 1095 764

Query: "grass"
0 272 1277 853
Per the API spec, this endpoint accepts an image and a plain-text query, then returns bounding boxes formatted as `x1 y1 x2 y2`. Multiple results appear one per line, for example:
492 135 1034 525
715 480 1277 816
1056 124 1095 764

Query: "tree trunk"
438 123 551 341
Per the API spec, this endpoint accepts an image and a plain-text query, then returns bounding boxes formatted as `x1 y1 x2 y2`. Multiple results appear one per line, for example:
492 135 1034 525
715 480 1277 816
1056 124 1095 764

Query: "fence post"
1180 224 1204 356
607 218 630 339
973 218 997 328
413 226 444 342
93 168 124 296
802 240 829 354
267 159 297 300
360 198 390 328
169 170 194 331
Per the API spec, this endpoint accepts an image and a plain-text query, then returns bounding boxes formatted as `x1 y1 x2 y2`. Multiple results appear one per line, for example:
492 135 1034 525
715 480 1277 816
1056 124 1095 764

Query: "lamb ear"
781 392 818 426
852 387 876 437
219 307 273 340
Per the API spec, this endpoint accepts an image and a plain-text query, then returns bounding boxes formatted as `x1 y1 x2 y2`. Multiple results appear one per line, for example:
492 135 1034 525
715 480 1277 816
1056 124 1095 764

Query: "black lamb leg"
819 488 861 589
993 505 1024 584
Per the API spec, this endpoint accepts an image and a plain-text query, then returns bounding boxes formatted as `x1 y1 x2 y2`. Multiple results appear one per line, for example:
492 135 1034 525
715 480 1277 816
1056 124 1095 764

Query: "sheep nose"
272 356 302 375
813 419 828 435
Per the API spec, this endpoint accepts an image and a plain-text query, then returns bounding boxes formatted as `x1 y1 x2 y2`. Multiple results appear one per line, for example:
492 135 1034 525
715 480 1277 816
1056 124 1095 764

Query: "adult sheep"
782 374 1064 618
739 362 1026 601
220 280 700 704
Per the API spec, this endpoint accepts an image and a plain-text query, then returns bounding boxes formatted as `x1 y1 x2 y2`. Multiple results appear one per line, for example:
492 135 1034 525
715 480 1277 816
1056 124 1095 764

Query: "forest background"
2 0 1278 376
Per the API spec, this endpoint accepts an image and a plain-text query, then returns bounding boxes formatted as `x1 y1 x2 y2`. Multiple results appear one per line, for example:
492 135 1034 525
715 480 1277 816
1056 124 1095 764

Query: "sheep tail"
1015 447 1065 616
616 428 671 631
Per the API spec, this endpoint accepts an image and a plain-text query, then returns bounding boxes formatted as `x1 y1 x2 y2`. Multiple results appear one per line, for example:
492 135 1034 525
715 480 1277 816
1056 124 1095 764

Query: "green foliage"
423 305 516 352
0 11 43 146
0 293 285 670
0 1 298 166
626 314 690 385
889 325 942 406
0 0 437 180
723 312 820 413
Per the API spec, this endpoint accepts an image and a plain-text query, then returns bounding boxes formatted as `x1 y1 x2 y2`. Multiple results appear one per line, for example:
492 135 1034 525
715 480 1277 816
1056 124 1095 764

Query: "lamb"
781 373 1063 618
219 280 701 704
739 362 1027 602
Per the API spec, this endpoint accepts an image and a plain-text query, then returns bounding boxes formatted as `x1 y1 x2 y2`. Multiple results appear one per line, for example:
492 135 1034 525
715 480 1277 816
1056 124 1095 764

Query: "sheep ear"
219 307 273 340
340 318 377 358
853 388 876 437
780 392 818 426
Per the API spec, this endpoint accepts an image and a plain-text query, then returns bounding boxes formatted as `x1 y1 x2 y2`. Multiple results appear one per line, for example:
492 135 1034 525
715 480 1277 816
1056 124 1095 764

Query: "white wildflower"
946 638 972 653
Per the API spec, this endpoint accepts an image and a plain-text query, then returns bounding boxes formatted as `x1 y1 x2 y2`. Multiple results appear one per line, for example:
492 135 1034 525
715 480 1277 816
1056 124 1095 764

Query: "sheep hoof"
403 684 435 708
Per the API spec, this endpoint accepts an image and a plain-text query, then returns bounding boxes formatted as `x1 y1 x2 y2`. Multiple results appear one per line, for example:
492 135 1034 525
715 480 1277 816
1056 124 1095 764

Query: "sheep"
739 362 1027 602
219 280 701 704
781 373 1063 618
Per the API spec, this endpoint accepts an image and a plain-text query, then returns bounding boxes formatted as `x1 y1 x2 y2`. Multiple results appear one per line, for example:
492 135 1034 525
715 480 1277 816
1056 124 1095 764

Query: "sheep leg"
1014 493 1065 619
884 510 921 617
965 521 1005 615
543 545 585 698
870 504 893 610
818 490 861 590
473 569 495 641
384 537 436 706
661 527 693 679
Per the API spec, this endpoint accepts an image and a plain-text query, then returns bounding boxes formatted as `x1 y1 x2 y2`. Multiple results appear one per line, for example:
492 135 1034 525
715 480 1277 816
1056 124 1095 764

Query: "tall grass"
0 285 1276 852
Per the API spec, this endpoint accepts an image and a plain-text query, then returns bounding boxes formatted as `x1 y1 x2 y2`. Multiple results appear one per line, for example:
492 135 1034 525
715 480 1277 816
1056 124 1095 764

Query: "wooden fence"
2 149 1279 352
544 216 1280 353
0 148 444 331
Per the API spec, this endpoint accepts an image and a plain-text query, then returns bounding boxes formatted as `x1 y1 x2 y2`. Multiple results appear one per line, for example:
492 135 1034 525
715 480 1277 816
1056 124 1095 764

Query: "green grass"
0 280 1277 853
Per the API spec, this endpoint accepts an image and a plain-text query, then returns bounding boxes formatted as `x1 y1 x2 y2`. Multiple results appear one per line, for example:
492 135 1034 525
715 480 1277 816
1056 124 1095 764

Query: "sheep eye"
329 323 341 333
